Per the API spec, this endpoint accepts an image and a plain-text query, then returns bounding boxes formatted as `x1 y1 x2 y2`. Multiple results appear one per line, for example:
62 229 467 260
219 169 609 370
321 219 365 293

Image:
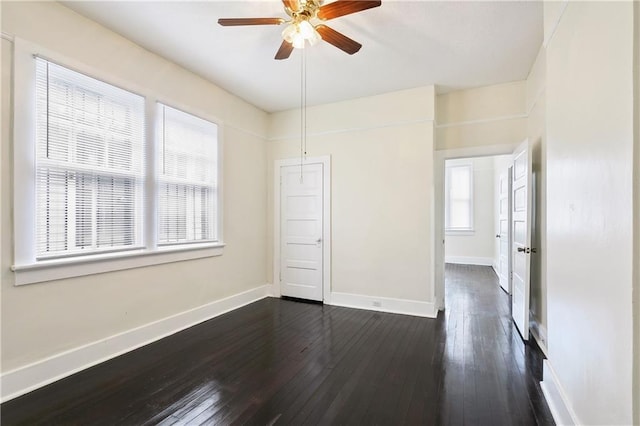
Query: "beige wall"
436 81 527 150
444 156 496 262
527 45 547 349
1 2 268 372
268 87 435 303
545 1 635 424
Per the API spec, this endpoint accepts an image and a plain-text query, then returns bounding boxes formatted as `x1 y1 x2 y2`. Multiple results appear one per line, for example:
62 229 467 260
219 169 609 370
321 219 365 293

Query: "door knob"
517 247 526 252
496 234 501 238
316 238 322 244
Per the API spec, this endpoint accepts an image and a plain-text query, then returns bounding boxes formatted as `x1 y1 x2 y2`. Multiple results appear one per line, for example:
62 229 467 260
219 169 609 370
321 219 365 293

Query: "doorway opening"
443 155 512 295
434 141 533 342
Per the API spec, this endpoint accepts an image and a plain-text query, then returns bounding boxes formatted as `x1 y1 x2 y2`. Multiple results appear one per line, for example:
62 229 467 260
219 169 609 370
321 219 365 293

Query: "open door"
511 140 532 341
497 168 512 293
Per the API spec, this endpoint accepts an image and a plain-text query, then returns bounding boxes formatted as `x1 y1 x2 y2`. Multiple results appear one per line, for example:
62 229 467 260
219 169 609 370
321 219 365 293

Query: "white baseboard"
540 360 581 425
529 312 549 357
329 292 437 318
445 256 493 266
491 262 499 276
265 283 278 297
0 284 271 403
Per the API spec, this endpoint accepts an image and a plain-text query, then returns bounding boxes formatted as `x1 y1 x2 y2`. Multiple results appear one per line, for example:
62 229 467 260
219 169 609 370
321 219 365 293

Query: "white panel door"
498 169 511 293
280 164 324 301
511 140 532 340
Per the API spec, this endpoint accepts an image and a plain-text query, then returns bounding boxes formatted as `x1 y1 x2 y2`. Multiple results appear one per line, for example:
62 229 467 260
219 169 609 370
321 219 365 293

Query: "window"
157 104 219 245
12 40 223 285
445 163 473 232
35 58 145 258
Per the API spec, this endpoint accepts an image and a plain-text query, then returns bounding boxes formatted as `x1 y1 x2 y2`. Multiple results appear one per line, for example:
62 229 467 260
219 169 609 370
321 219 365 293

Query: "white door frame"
273 156 331 303
434 144 518 310
498 166 513 294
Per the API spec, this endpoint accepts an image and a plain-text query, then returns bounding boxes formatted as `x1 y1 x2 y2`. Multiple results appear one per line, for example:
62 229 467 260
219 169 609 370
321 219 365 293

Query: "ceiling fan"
218 0 381 60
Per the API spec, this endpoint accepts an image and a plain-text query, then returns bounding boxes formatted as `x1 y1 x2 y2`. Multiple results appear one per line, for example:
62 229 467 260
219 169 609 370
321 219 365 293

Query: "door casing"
434 143 520 310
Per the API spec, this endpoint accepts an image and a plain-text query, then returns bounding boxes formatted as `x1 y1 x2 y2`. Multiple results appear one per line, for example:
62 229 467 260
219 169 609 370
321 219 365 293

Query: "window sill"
445 229 475 236
11 242 225 286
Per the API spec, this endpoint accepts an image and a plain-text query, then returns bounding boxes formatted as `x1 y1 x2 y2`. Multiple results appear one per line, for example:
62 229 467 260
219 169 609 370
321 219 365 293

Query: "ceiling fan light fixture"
281 23 296 42
282 19 321 49
298 20 315 38
307 26 322 46
292 33 306 49
219 0 382 59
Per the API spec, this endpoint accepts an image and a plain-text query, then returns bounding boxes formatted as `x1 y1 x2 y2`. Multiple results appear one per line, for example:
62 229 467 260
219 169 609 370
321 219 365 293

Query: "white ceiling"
61 1 543 113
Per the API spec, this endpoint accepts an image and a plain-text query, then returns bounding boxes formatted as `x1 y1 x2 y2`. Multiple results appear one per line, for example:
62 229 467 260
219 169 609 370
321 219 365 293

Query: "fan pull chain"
300 47 308 183
300 46 303 183
303 47 307 159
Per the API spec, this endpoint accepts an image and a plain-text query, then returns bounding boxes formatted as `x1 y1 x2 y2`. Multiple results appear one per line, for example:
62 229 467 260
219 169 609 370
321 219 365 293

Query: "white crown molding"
527 86 546 116
543 0 569 48
224 122 268 141
267 118 435 142
0 285 271 403
435 113 527 129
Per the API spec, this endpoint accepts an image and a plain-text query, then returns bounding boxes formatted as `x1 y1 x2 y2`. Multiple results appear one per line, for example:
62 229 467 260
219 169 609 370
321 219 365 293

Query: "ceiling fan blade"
316 24 362 55
282 0 299 13
317 0 381 20
275 40 294 60
218 18 285 26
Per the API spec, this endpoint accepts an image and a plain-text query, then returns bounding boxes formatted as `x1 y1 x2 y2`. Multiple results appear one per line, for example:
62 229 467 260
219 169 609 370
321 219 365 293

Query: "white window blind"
445 163 473 231
158 104 218 245
35 57 145 258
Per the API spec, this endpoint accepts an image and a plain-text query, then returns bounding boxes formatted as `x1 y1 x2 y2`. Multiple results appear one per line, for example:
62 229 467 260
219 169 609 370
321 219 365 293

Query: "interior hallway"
1 265 553 425
443 263 553 425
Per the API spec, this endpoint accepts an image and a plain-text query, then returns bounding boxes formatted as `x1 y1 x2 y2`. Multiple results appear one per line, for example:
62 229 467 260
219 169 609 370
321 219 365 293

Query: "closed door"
280 163 324 301
511 140 532 341
498 169 511 293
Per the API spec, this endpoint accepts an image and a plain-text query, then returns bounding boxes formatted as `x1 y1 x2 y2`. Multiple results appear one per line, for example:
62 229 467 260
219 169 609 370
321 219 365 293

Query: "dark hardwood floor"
1 264 554 425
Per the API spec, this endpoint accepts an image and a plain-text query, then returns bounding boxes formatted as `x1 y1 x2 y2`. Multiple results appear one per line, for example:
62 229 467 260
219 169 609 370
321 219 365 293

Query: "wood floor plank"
293 312 404 425
273 311 396 425
1 265 554 426
233 306 376 425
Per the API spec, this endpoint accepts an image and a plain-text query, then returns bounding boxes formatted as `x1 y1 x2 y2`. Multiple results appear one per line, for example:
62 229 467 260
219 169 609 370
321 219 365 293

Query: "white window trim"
11 38 224 286
445 229 475 236
444 161 474 234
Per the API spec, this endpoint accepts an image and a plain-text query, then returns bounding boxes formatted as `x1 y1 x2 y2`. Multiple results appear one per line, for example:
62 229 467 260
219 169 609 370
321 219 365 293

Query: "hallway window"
445 162 473 232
